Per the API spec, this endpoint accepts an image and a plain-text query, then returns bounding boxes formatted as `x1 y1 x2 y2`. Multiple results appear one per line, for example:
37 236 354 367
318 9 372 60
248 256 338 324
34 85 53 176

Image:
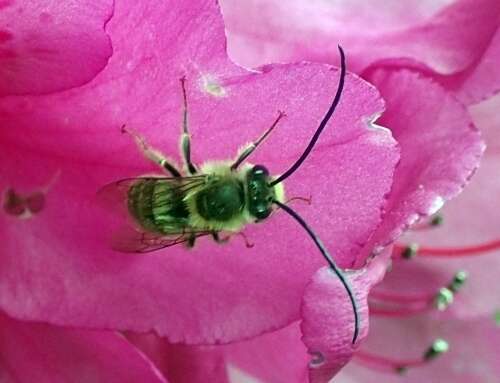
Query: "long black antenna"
273 199 360 344
270 46 346 187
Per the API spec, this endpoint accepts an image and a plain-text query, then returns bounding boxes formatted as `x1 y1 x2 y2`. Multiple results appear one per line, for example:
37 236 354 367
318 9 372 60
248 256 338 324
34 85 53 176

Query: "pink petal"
0 0 113 96
0 311 167 383
338 316 500 382
0 0 399 344
443 27 500 105
374 95 500 318
302 253 389 382
221 0 500 76
355 68 484 265
128 325 309 383
127 333 230 383
224 322 309 383
127 252 390 383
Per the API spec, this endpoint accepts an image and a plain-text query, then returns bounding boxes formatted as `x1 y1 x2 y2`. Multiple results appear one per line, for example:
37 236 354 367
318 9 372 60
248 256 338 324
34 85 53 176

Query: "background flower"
337 315 500 382
0 0 113 96
218 0 499 381
0 310 167 383
221 0 500 104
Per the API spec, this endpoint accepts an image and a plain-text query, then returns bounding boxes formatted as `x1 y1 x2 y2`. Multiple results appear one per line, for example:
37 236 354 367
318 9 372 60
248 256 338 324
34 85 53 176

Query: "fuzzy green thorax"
185 161 285 232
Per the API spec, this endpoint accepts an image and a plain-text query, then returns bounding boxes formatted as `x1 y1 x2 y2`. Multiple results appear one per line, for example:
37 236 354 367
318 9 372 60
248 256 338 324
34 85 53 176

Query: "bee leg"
212 232 229 244
230 111 286 170
186 233 197 248
121 125 181 177
180 77 198 175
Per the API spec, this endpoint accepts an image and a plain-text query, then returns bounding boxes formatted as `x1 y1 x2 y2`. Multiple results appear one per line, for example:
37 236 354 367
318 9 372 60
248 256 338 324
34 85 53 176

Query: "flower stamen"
354 339 449 374
369 271 467 314
395 241 500 258
410 214 444 231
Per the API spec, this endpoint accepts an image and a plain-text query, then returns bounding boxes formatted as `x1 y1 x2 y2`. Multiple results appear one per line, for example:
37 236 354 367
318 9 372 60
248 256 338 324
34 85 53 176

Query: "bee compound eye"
253 165 269 177
254 204 271 220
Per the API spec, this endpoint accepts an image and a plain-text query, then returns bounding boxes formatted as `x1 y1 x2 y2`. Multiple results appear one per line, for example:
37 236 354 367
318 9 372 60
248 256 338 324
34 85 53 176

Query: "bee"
99 46 360 343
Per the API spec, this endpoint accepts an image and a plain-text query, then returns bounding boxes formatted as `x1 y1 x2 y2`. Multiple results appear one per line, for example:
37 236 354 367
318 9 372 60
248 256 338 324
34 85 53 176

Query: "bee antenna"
269 45 346 187
273 199 360 344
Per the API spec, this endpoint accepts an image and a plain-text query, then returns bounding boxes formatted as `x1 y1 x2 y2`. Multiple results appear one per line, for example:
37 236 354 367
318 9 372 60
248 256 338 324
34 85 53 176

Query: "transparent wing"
109 225 214 253
96 175 209 253
96 176 206 217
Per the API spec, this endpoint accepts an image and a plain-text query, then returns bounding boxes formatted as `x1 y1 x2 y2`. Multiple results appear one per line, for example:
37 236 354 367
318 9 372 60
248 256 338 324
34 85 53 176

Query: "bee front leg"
121 125 182 177
180 77 198 175
230 111 286 170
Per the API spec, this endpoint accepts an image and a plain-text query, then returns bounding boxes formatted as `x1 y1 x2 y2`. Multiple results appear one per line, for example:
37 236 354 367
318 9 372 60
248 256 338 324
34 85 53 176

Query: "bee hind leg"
212 232 229 244
180 77 198 175
121 125 182 177
186 233 197 248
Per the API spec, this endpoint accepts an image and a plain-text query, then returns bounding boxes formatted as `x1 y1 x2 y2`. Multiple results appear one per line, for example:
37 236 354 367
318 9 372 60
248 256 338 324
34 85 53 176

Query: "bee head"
246 165 277 221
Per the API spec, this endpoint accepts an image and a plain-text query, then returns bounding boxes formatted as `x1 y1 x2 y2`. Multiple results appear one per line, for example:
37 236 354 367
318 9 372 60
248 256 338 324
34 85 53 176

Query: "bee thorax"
195 179 245 221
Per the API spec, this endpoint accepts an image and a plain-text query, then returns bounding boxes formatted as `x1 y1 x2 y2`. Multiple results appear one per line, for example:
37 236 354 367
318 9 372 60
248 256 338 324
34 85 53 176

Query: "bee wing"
96 176 206 219
97 175 210 253
110 225 213 253
96 178 143 220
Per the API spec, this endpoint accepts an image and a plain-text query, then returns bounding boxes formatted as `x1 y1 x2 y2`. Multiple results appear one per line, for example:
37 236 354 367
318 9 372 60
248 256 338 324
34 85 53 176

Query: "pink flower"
221 0 500 105
0 0 113 96
0 0 399 376
344 96 500 381
127 252 389 382
215 0 499 380
1 0 491 380
0 310 167 383
338 316 500 382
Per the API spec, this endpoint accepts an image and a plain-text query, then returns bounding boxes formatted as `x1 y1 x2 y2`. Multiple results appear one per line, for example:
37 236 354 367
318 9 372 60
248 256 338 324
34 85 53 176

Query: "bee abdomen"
128 179 189 233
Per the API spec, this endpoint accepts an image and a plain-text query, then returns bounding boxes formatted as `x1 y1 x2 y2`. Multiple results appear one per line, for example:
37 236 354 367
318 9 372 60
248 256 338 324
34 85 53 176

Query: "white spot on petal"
309 351 325 367
200 74 227 98
365 114 395 146
428 196 444 215
227 364 262 383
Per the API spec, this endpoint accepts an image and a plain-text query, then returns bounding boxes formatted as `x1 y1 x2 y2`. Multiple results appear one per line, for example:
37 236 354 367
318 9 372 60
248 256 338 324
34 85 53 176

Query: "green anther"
434 287 454 311
430 214 444 226
395 366 408 375
448 270 468 293
424 339 449 361
494 310 500 326
402 243 419 259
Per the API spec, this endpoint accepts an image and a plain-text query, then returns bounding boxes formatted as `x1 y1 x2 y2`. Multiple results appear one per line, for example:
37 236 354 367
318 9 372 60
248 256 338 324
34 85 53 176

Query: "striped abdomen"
127 179 190 234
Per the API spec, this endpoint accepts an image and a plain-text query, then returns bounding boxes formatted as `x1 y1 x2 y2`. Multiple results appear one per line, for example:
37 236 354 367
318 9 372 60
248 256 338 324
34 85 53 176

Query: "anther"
403 240 500 257
494 310 500 326
448 270 468 293
371 270 468 314
430 214 444 226
395 366 408 375
401 243 419 259
411 214 444 231
424 339 449 361
433 270 468 310
433 287 454 311
354 338 449 374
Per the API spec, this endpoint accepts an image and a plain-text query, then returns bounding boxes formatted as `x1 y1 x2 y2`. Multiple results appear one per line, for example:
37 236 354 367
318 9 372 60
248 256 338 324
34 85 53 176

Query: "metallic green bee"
100 46 360 343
